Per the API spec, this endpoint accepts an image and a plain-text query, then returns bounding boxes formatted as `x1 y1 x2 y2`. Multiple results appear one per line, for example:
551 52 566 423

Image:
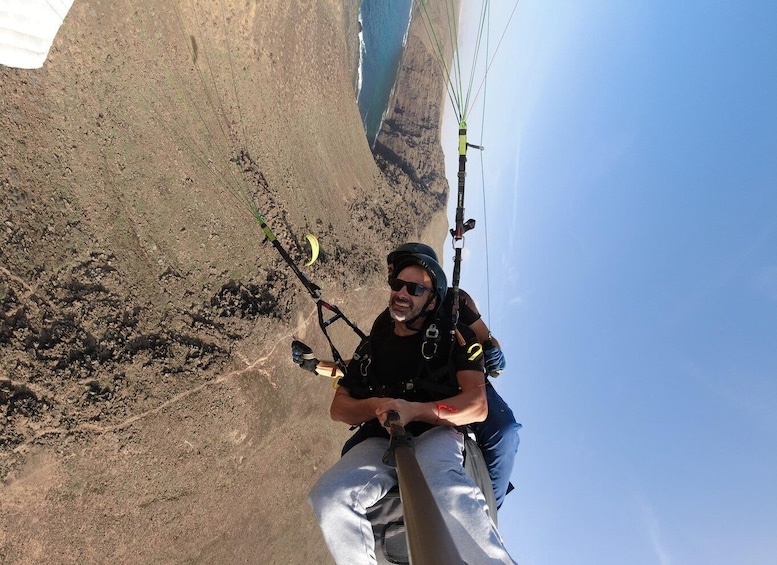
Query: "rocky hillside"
0 1 452 563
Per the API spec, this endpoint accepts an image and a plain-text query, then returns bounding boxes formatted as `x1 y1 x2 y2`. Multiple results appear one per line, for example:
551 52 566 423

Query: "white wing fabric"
0 0 75 69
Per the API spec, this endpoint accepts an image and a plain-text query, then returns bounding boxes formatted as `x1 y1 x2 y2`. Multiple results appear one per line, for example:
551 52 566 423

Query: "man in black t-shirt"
295 243 522 510
305 250 515 565
382 243 521 509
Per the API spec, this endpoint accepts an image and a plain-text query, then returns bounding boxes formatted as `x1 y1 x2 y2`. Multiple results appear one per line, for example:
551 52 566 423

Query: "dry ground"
1 1 452 563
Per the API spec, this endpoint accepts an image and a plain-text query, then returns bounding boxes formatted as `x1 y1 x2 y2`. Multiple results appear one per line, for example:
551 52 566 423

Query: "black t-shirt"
340 312 484 437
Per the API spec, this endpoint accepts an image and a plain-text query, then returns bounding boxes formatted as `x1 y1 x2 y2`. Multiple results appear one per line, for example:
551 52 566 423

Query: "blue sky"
442 2 777 563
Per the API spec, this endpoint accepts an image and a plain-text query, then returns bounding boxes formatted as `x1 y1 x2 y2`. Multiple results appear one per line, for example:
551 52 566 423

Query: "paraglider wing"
304 233 320 266
0 0 75 69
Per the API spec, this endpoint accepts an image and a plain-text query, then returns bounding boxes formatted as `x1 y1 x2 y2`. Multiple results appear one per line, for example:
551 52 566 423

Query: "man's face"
388 265 435 322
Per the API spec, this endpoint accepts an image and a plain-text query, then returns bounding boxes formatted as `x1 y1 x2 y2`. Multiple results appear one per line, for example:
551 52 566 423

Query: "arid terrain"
1 0 454 563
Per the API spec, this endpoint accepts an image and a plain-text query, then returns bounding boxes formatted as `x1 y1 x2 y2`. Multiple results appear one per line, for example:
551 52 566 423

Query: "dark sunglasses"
389 277 431 297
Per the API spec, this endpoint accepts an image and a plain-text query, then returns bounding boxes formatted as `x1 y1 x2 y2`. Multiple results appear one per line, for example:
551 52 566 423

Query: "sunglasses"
389 277 432 297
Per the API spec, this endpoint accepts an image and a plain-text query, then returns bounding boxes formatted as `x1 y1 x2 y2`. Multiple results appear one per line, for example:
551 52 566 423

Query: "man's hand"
484 345 506 377
291 340 319 373
375 398 416 427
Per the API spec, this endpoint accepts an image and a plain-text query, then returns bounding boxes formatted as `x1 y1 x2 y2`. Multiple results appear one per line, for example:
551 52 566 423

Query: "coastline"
373 0 461 257
357 0 414 147
342 0 456 255
367 0 413 151
341 0 362 96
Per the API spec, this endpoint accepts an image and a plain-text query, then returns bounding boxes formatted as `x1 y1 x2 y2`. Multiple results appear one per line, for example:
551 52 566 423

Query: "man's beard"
388 296 425 323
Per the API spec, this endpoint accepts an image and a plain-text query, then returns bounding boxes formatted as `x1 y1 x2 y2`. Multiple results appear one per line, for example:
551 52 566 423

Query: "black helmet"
386 242 439 265
392 251 448 313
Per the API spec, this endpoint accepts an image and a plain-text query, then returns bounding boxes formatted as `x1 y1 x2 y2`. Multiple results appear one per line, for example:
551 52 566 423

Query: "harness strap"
317 299 366 375
243 151 365 366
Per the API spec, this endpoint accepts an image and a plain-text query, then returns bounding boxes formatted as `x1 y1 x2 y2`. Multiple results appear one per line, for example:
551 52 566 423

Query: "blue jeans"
471 382 521 508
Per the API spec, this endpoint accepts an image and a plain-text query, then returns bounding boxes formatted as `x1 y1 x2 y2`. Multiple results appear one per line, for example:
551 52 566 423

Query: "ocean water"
357 0 413 148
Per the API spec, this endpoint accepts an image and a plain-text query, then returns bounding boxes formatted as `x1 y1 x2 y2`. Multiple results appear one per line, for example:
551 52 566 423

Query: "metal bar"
384 414 464 565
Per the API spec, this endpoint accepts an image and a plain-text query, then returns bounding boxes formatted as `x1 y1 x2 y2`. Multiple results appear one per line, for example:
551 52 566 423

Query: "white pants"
308 426 516 565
